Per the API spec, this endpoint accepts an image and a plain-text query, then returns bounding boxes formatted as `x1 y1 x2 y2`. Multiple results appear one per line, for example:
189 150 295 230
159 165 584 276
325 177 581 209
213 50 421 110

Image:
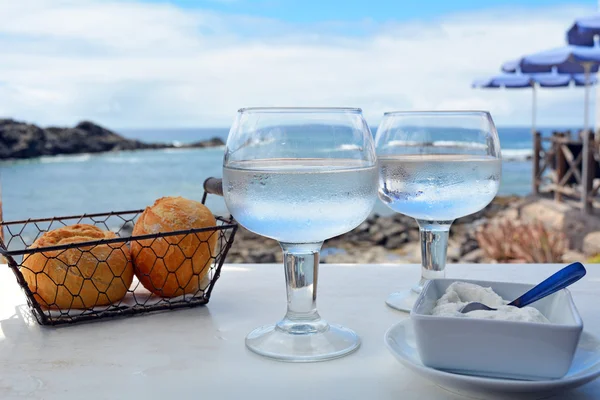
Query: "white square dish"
410 278 583 380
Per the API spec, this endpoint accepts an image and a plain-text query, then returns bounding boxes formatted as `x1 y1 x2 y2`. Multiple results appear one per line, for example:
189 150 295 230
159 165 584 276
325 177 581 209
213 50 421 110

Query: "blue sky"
0 0 598 128
145 0 594 23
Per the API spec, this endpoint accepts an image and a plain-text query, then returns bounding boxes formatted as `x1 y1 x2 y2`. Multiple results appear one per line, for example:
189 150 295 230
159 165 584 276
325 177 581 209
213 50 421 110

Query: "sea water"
0 126 562 222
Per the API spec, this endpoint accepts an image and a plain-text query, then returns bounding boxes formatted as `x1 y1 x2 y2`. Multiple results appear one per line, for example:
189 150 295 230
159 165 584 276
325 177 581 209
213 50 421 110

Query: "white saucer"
384 319 600 400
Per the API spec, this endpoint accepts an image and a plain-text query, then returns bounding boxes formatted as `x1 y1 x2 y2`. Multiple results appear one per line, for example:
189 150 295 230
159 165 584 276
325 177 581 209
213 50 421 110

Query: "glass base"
385 287 421 312
245 322 361 362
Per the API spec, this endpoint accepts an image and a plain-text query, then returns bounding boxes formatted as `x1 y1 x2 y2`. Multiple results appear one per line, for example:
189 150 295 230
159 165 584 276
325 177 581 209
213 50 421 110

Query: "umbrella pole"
532 85 537 134
584 65 590 134
582 62 592 214
531 84 540 196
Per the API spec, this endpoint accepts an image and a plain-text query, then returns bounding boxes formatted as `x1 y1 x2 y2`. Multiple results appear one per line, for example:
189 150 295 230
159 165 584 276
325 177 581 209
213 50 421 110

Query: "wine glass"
374 111 501 312
222 107 378 362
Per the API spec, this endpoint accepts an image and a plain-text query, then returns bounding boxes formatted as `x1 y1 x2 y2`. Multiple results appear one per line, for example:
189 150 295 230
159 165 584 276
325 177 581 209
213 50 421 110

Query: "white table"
0 263 599 400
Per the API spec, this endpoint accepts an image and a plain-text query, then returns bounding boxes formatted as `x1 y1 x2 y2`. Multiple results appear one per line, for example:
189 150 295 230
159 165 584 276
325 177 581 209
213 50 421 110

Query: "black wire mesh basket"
0 178 237 326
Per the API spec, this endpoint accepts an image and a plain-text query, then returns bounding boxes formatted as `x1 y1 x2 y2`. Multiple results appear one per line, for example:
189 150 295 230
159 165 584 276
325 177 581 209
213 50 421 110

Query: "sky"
0 0 598 129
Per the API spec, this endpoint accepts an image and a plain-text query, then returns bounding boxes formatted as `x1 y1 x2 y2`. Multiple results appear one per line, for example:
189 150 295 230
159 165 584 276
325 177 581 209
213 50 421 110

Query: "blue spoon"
460 262 587 314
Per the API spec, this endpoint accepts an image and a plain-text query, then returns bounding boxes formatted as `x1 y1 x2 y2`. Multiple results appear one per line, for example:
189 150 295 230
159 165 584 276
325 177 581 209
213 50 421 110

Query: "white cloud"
0 0 596 129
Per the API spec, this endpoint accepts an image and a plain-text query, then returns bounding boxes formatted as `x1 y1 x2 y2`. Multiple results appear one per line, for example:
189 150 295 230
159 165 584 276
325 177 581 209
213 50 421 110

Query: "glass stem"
413 220 453 293
277 242 327 334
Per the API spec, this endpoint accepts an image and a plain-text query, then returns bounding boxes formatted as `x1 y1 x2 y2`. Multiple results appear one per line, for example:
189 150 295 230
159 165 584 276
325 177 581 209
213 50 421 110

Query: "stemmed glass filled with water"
222 107 378 361
375 111 501 312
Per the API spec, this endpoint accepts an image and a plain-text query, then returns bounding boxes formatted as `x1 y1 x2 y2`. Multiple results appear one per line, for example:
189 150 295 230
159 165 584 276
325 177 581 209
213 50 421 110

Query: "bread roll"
130 196 218 297
21 224 134 309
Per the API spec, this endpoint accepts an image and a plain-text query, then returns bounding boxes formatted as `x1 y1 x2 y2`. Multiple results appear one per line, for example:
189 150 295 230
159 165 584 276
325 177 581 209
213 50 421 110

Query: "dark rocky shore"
226 196 522 265
0 119 224 160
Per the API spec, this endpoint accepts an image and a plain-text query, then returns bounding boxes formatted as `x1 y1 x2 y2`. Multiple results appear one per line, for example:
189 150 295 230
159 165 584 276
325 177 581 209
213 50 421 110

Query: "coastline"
0 119 224 161
4 119 592 265
1 119 540 163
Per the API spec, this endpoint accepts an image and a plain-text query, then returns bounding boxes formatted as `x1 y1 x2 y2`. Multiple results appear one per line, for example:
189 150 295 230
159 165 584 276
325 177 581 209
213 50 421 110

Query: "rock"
351 231 372 242
0 120 47 158
376 217 396 230
407 242 422 262
384 232 409 249
368 224 380 235
381 224 407 239
238 248 250 258
520 199 600 251
583 231 600 257
365 214 379 225
408 229 420 242
321 244 407 264
499 207 519 221
562 250 585 263
355 221 370 233
460 238 479 256
371 231 386 245
393 214 417 227
455 199 512 225
0 119 223 160
255 251 277 264
447 244 462 262
184 137 225 148
115 222 134 237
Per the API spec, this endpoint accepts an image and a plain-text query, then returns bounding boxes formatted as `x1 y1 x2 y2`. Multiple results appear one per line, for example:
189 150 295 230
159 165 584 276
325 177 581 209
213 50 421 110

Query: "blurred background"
1 0 600 265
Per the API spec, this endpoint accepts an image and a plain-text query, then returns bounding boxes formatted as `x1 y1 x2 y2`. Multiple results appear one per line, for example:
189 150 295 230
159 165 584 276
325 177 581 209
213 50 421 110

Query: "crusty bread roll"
130 196 218 297
21 224 134 309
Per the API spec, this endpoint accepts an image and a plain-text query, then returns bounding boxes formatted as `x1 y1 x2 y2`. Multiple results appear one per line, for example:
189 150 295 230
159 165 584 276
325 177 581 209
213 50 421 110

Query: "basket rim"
0 209 237 257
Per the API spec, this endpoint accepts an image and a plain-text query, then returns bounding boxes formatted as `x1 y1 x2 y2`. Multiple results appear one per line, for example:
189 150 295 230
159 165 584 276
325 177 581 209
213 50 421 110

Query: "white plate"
384 319 600 400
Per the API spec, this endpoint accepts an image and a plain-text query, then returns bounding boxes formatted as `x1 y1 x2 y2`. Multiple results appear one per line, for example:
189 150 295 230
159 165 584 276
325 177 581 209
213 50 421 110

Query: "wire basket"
0 178 237 326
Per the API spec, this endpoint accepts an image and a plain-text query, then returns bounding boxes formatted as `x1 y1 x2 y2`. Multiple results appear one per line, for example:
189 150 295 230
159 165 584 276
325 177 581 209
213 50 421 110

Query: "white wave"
433 141 487 149
39 154 92 163
385 140 422 147
502 149 532 161
162 145 225 154
250 137 276 146
384 140 487 149
105 157 142 164
337 144 362 151
172 140 183 147
380 138 531 161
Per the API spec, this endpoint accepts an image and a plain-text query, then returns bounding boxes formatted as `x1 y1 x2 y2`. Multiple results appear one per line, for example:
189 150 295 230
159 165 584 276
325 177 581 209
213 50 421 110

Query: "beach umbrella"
566 14 600 163
501 45 600 133
501 45 600 74
472 73 597 134
567 14 600 47
501 46 600 212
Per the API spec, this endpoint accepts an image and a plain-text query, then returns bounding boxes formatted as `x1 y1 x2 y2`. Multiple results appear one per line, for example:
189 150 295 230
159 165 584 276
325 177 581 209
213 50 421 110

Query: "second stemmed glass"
374 111 502 312
222 107 378 362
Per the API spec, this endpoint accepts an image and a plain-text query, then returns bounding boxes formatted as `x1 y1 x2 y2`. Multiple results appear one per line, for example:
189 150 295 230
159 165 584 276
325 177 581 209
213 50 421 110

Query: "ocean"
0 126 572 222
